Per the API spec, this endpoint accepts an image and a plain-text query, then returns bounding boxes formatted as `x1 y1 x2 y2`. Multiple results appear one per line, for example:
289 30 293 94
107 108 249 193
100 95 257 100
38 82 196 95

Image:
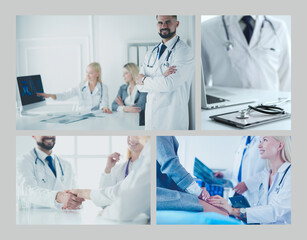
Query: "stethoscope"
258 164 291 196
81 82 103 111
236 98 290 119
222 16 277 51
146 36 180 69
33 148 64 183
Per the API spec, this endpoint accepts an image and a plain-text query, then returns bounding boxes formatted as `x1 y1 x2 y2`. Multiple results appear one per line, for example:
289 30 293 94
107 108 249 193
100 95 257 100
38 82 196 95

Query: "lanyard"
125 157 132 178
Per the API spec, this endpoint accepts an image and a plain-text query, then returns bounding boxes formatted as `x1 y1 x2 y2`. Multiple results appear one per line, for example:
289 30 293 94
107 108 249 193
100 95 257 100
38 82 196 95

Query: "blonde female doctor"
208 136 291 224
37 62 112 113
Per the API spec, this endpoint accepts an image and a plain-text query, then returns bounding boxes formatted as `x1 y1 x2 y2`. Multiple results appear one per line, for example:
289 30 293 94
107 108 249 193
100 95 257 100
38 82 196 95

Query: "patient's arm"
198 199 229 216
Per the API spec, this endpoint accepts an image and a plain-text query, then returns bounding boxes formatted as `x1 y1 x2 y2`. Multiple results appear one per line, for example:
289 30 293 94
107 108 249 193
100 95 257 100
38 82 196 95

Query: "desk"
202 88 291 130
16 109 144 130
16 201 140 225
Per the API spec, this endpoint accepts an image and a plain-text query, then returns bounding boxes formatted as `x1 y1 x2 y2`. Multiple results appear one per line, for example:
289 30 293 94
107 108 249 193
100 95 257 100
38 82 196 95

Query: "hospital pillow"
156 210 243 225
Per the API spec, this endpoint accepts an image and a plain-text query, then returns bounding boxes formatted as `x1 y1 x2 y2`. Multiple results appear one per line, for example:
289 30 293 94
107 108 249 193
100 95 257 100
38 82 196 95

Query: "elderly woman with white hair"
208 136 291 224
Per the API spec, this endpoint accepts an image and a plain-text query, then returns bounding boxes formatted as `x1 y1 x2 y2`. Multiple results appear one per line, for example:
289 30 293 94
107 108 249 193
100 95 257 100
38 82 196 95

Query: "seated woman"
37 62 112 113
70 136 145 208
208 136 291 224
112 63 147 113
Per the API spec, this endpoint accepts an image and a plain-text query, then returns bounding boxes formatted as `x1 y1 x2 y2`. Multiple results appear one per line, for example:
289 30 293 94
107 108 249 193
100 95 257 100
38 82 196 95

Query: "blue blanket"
157 210 244 225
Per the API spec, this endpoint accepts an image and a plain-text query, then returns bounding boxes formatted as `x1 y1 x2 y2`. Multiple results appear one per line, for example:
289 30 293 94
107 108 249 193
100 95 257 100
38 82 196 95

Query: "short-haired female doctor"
208 136 291 224
37 62 112 113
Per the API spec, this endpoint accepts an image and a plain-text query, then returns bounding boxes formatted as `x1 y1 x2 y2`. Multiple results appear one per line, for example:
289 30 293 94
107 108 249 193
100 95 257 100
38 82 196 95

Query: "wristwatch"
239 208 246 219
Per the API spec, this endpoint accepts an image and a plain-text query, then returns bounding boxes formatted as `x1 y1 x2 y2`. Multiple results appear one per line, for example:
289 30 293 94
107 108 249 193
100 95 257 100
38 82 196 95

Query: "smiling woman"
207 136 291 224
36 62 112 113
69 136 147 207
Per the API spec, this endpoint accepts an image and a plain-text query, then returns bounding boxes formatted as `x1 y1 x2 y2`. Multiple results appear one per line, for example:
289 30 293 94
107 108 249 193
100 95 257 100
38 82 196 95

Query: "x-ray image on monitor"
17 75 45 106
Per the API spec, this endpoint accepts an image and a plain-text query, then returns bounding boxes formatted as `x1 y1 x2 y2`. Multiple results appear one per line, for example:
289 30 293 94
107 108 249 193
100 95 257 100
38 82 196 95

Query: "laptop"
201 66 257 109
17 75 75 115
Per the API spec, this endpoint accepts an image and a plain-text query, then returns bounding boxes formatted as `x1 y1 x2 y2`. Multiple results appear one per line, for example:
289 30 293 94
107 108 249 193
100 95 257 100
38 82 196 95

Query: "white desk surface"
201 87 291 131
16 109 144 130
16 201 139 225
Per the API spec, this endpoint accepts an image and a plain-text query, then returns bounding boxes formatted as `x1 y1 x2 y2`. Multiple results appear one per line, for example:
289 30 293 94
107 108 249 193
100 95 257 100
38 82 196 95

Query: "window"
53 136 128 188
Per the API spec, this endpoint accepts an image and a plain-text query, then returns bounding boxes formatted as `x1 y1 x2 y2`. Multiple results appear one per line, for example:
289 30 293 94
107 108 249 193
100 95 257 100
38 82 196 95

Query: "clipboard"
209 111 291 129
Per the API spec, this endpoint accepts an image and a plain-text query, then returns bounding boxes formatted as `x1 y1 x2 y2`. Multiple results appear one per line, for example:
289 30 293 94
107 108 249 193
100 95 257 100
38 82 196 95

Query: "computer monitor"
17 75 46 112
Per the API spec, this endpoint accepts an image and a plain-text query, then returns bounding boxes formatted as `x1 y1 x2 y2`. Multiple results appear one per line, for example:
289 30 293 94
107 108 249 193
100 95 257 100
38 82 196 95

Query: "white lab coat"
202 15 291 91
137 35 194 130
16 148 76 208
90 160 135 207
223 136 265 206
56 81 109 111
102 142 151 223
246 162 291 224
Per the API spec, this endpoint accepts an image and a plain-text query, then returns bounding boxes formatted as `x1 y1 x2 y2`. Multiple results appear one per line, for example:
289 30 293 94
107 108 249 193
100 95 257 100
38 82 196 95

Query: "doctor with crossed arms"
136 15 194 130
16 136 84 209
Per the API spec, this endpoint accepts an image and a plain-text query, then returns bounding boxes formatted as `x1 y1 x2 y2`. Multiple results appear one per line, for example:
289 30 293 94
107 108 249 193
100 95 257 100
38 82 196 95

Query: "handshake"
55 189 91 210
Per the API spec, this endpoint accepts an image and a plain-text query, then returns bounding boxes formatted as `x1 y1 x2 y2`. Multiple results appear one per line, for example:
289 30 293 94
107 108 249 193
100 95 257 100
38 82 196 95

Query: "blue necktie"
46 156 56 177
242 16 254 44
237 136 252 183
158 44 167 59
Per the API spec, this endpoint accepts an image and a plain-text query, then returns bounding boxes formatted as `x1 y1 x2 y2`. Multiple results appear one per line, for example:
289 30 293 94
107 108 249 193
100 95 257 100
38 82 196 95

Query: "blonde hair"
123 63 139 84
84 62 102 83
126 136 150 161
273 136 291 163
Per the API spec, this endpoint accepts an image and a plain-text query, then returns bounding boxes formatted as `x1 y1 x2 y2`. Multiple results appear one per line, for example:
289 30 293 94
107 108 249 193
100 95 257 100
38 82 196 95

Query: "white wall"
16 15 196 128
176 136 242 176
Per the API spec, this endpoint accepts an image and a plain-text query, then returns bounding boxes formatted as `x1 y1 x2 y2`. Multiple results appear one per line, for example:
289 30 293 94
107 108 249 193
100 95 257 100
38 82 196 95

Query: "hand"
55 191 85 210
115 96 124 106
68 189 91 200
102 107 112 114
207 195 233 214
124 105 141 113
98 206 108 216
105 152 121 173
198 187 210 201
233 182 248 195
214 171 224 178
37 93 57 100
163 66 177 77
136 74 145 85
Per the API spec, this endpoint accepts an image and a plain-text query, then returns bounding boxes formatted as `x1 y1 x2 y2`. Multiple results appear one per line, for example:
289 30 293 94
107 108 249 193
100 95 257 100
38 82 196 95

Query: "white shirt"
137 35 194 130
16 147 76 208
246 162 291 224
202 15 291 91
90 159 136 207
102 142 151 223
117 85 138 112
56 81 109 111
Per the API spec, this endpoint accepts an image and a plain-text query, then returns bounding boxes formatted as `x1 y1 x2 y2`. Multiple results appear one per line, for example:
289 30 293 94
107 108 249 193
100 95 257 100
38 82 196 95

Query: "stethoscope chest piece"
225 42 233 51
237 110 250 119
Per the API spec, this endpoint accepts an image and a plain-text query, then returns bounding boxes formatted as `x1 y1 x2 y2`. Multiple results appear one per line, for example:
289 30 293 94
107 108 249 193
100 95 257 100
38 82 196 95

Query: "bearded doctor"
201 15 291 91
16 136 84 209
136 15 194 130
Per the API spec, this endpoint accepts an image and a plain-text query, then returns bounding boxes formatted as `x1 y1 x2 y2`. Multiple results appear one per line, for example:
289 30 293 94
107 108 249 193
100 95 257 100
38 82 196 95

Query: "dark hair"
156 15 177 20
